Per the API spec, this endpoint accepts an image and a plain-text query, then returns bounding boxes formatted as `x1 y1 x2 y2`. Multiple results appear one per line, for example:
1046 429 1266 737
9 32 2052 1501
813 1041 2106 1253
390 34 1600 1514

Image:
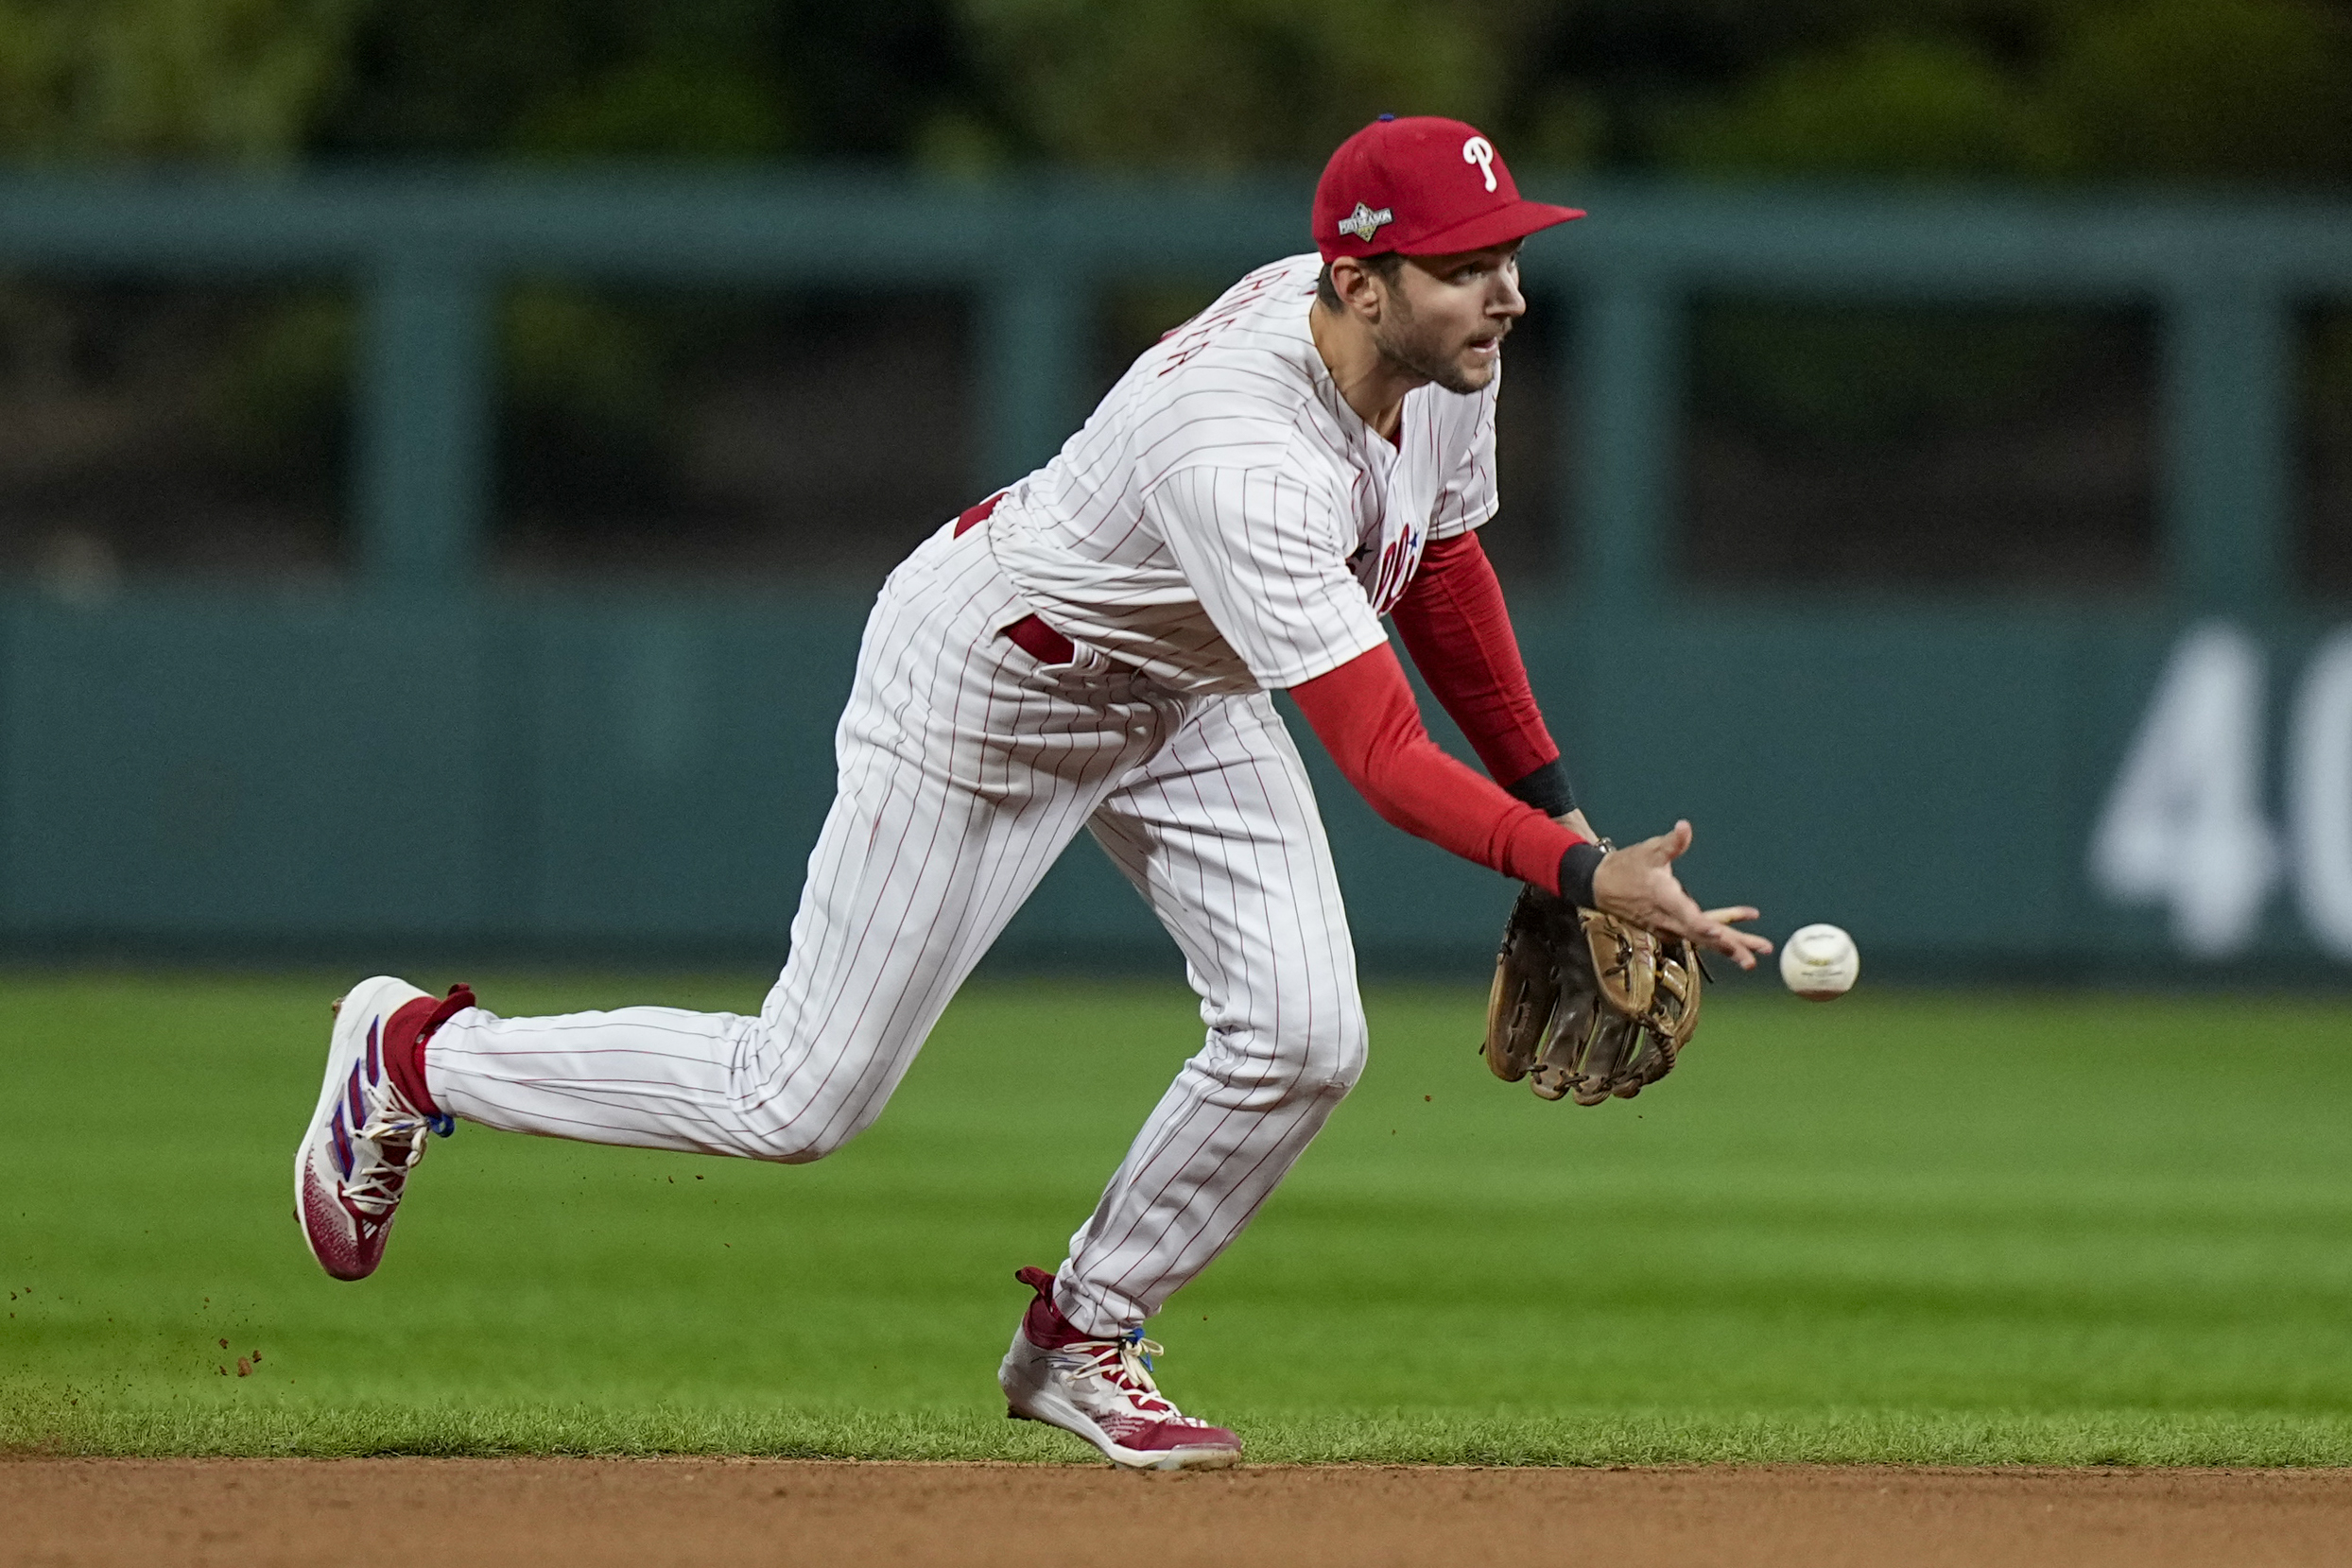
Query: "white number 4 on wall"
2091 623 2352 958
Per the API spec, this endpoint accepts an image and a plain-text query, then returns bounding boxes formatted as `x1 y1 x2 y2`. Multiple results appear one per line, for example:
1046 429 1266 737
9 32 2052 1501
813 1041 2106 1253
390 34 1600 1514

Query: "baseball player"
293 114 1771 1470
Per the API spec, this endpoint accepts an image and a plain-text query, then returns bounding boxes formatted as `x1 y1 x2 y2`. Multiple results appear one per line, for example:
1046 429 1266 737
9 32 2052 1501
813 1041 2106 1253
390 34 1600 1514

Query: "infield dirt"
4 1459 2347 1568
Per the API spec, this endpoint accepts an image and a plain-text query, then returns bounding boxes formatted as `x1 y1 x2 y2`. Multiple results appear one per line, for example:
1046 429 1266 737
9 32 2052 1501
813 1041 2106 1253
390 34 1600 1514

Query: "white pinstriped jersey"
987 252 1500 696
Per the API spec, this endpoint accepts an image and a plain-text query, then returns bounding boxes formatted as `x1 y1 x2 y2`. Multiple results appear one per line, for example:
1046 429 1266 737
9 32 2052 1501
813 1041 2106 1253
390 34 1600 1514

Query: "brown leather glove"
1483 884 1703 1106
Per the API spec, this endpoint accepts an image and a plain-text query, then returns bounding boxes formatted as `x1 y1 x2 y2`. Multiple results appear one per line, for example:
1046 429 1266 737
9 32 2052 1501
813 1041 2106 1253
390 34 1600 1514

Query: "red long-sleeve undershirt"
1389 532 1561 790
1288 533 1587 896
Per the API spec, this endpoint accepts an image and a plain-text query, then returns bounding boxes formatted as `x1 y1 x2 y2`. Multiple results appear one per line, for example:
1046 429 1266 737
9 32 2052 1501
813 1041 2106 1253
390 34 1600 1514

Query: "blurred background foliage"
7 0 2343 181
0 0 364 162
1 0 2348 584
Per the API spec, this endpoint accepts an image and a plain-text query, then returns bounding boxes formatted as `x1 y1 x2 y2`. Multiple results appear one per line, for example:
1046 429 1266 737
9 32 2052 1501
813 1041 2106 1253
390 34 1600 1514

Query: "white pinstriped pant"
426 520 1368 1335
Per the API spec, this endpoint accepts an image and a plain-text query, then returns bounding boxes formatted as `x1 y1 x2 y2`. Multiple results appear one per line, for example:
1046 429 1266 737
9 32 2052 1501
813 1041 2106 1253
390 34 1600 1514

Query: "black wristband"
1506 758 1577 818
1557 841 1606 909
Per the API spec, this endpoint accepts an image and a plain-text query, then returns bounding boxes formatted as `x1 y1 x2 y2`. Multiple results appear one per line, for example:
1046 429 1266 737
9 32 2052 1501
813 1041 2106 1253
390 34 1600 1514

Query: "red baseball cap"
1313 115 1583 262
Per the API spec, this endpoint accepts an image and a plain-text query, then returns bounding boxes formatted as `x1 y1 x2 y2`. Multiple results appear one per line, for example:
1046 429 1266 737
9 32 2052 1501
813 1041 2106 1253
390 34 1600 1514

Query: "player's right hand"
1590 819 1773 970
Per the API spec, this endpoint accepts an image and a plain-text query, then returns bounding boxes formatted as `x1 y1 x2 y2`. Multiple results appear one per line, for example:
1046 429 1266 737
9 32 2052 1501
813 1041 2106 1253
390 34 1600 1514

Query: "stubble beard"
1371 305 1498 396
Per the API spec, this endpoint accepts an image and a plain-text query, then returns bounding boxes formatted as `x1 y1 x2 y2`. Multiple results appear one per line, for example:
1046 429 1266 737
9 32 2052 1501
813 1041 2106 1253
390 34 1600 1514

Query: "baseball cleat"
997 1266 1241 1471
293 976 471 1282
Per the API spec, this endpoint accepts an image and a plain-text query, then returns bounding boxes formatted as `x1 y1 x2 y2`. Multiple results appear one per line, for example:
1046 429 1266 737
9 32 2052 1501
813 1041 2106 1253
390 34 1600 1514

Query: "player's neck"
1309 302 1421 441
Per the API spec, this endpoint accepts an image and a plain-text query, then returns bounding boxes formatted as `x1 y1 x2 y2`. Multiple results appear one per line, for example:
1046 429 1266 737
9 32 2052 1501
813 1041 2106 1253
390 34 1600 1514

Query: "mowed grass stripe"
3 975 2348 1460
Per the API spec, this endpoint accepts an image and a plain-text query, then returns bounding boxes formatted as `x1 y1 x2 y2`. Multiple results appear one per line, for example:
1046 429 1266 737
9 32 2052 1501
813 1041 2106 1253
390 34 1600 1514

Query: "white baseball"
1779 923 1859 1001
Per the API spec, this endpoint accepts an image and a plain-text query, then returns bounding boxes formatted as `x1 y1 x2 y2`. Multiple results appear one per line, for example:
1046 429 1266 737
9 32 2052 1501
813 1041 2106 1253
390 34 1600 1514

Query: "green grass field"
4 974 2350 1464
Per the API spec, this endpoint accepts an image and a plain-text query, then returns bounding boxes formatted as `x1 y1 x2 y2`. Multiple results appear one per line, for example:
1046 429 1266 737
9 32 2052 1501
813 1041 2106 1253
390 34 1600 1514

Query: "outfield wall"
5 173 2351 976
7 589 2348 978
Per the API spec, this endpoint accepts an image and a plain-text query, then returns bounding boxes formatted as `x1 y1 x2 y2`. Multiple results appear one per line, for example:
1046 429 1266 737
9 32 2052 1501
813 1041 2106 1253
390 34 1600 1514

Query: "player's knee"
773 1130 836 1163
1276 1001 1367 1099
1323 1006 1370 1095
739 1122 855 1164
733 1095 882 1164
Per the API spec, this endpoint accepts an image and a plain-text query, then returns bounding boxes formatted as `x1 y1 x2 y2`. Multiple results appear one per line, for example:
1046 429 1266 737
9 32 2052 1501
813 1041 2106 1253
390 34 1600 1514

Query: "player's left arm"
1390 527 1593 839
1382 533 1761 956
1395 377 1596 831
1286 642 1764 966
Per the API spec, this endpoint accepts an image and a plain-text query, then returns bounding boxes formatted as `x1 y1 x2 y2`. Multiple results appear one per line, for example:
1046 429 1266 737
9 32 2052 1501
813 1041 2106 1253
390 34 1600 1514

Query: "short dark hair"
1315 252 1405 311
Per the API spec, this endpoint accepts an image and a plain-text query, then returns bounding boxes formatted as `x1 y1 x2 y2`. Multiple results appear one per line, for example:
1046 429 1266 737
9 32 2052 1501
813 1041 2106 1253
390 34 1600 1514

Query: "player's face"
1375 243 1525 395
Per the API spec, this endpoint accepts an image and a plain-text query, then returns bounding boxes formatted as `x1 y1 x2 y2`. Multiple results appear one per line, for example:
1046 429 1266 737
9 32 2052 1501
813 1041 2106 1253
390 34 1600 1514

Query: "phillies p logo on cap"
1461 135 1496 191
1311 116 1583 262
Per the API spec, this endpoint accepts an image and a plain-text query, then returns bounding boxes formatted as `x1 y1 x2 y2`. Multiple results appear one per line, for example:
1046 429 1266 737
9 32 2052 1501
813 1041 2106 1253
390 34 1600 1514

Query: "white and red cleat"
998 1266 1242 1471
293 976 472 1282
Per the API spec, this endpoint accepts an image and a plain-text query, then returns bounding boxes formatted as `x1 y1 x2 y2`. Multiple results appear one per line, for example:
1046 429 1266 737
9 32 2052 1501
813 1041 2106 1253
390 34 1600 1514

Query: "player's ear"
1328 257 1385 321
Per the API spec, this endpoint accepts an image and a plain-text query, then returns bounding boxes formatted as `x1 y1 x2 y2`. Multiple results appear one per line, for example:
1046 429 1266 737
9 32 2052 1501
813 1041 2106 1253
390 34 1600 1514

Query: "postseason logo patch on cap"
1337 201 1393 243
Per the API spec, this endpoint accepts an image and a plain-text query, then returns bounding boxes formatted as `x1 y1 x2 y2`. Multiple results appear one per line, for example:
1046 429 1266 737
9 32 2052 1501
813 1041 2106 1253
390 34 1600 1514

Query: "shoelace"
340 1104 436 1219
1064 1330 1184 1420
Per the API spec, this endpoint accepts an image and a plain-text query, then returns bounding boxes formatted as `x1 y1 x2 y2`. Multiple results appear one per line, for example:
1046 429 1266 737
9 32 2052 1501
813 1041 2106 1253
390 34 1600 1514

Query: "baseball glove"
1483 884 1704 1105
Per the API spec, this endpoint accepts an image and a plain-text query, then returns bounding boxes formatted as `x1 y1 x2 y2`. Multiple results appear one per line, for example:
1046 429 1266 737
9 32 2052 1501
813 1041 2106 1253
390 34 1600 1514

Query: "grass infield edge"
5 1398 2351 1466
